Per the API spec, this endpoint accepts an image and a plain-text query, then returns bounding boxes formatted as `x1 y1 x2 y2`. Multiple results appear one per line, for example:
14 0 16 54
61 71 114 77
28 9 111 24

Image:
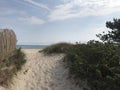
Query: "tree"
97 18 120 43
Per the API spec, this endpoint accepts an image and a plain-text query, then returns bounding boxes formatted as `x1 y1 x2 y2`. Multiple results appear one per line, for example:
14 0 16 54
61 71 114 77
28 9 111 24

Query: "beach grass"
41 42 73 54
0 48 26 86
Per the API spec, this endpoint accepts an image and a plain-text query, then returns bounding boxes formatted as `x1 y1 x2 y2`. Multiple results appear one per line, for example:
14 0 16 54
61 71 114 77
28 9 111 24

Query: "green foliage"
42 42 73 54
97 18 120 43
64 41 120 90
43 41 120 90
0 48 26 86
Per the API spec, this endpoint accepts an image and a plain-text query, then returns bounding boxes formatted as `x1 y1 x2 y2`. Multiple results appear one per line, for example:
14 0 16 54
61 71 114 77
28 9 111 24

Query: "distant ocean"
17 45 48 49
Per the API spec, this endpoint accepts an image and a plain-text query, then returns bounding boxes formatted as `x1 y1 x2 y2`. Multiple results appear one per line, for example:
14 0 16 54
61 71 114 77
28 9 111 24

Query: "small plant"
14 48 26 70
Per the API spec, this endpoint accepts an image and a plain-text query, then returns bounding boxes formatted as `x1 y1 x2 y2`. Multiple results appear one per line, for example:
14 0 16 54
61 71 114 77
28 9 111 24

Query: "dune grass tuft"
41 42 73 54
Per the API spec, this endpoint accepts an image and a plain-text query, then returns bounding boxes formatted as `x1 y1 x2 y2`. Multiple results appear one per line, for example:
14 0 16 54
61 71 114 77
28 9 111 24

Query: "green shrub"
64 41 120 90
43 41 120 90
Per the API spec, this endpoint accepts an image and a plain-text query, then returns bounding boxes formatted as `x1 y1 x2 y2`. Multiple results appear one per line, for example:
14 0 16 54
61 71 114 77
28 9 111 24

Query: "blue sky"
0 0 120 45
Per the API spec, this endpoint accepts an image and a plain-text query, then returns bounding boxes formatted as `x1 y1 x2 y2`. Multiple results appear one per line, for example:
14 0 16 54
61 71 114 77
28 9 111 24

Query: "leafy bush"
0 48 26 86
43 41 120 90
65 41 120 90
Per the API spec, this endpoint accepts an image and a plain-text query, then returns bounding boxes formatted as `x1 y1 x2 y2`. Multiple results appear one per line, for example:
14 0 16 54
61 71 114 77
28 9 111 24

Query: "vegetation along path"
3 49 86 90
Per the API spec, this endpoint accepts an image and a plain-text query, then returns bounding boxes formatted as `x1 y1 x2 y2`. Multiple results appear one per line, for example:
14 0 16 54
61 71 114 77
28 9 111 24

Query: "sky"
0 0 120 45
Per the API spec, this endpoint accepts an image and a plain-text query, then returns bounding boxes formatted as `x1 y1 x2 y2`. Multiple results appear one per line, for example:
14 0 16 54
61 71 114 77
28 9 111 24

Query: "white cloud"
48 0 120 21
19 16 45 25
24 0 50 11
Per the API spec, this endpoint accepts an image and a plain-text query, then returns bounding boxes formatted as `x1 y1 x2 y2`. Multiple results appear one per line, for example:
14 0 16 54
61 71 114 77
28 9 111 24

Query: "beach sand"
0 49 87 90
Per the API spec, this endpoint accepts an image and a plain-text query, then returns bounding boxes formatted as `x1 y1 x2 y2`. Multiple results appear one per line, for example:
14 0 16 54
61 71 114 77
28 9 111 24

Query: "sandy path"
1 49 86 90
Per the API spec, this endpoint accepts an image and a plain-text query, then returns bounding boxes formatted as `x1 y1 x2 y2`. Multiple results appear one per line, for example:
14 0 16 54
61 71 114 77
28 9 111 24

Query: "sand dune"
0 49 87 90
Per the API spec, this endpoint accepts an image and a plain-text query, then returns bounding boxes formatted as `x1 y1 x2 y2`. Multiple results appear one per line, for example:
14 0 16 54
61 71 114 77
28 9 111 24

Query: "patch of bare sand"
0 49 88 90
